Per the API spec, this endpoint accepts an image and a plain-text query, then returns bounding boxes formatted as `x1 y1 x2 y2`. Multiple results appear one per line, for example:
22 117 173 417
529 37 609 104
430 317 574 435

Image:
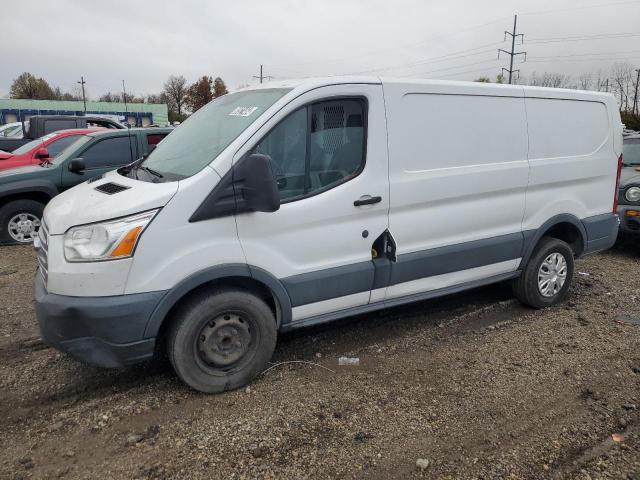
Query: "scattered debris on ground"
1 241 639 479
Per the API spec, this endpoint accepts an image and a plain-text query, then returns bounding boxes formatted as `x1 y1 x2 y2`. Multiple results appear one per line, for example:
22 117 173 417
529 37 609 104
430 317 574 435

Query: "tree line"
7 72 229 123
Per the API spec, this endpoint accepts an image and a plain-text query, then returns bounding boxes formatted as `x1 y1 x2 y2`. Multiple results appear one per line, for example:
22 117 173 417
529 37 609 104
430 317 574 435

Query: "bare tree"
610 62 634 111
578 72 593 91
162 75 188 118
527 72 572 88
594 69 609 92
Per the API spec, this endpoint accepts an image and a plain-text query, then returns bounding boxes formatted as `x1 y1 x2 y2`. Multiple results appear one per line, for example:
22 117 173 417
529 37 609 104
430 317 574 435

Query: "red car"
0 128 103 170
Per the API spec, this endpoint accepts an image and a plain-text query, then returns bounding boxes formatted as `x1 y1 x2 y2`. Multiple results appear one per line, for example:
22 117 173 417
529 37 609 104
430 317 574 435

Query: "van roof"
241 76 614 102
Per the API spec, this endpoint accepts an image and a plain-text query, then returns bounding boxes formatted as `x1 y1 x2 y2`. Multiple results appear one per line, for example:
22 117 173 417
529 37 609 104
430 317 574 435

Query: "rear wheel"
0 199 45 244
513 237 575 309
167 288 277 393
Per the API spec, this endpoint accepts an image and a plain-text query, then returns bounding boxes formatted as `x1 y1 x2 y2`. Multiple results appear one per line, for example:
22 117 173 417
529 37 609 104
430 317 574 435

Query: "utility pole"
633 68 640 115
253 65 273 84
498 15 526 84
77 76 87 113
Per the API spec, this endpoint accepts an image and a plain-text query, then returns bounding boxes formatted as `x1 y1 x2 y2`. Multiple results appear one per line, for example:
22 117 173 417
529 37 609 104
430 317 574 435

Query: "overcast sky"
1 0 639 98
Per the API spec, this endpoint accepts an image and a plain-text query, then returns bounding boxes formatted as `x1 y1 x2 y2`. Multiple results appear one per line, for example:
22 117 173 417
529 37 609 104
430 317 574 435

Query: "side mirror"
236 154 280 213
35 148 49 160
68 157 86 174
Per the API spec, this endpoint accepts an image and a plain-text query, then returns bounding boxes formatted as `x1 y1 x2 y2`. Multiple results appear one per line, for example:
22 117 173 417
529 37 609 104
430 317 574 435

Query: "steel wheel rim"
7 213 41 243
537 252 568 298
194 312 256 374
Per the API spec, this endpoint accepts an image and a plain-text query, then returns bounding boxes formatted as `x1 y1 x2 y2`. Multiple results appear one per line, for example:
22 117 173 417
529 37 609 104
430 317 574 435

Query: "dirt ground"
0 241 639 480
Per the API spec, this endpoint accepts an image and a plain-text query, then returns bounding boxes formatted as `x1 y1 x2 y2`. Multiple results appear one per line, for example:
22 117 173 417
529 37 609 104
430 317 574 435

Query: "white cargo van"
34 77 622 392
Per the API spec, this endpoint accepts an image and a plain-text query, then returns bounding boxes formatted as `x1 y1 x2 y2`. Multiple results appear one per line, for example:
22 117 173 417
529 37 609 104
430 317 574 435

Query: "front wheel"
0 199 45 244
167 288 277 393
513 237 575 309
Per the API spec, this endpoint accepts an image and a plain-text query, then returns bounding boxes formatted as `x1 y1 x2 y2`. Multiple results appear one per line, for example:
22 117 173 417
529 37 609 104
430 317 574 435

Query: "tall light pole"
77 76 87 113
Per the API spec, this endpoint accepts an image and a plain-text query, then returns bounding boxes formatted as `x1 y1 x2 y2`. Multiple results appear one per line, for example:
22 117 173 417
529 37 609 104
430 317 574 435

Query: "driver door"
235 84 389 322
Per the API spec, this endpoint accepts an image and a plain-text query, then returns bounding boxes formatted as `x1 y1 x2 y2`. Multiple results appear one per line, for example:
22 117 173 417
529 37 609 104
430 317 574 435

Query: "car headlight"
626 186 640 203
64 209 158 262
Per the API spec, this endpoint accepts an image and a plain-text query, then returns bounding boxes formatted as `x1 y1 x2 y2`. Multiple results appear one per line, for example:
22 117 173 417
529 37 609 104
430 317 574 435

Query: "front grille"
95 182 130 195
36 221 49 286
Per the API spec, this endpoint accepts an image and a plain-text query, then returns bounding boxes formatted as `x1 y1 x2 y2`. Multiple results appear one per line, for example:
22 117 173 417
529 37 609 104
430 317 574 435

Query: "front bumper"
617 206 640 236
35 273 166 368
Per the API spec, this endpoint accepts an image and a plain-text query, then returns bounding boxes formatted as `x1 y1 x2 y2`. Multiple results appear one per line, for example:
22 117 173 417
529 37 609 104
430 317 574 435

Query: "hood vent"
87 174 104 184
95 182 130 195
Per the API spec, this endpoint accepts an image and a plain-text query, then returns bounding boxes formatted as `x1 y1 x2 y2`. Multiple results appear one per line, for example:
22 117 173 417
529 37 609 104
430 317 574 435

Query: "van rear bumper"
581 213 619 255
35 274 166 368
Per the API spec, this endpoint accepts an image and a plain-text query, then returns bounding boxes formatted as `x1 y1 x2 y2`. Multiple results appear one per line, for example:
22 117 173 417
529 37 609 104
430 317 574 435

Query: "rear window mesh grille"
95 182 130 195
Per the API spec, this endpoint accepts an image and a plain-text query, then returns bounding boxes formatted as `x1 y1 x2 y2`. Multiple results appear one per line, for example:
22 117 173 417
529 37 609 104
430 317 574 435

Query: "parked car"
0 122 23 139
617 134 640 236
0 115 124 153
34 78 621 393
0 127 171 243
0 129 104 171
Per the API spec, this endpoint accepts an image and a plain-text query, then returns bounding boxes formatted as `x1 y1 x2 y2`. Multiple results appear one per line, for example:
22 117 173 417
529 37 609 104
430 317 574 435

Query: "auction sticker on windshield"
229 106 258 117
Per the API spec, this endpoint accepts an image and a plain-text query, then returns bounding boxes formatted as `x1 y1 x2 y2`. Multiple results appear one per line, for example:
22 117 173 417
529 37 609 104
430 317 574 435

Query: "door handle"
354 195 382 207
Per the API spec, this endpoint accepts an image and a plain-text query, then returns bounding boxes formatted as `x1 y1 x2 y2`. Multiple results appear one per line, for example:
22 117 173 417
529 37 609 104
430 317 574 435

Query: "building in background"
0 99 169 127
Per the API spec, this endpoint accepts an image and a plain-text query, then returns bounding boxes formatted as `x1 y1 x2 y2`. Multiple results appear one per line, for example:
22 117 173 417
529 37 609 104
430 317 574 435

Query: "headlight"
626 186 640 203
64 209 158 262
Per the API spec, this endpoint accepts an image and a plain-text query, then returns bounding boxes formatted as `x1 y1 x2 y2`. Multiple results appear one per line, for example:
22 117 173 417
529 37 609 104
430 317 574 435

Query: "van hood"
44 170 180 235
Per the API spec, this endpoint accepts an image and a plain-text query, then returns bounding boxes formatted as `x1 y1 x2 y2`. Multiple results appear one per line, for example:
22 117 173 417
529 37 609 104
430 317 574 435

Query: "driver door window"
253 98 366 202
82 136 137 169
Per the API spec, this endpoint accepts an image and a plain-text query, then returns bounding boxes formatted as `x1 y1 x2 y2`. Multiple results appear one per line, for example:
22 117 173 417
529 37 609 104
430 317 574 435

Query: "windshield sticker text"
229 106 258 117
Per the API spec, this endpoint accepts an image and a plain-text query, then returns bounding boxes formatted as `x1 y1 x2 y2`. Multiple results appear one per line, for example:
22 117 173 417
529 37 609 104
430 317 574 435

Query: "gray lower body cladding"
35 212 618 367
35 274 166 368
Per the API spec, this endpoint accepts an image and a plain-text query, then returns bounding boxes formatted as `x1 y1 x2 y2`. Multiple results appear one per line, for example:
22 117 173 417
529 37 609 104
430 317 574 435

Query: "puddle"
616 315 640 326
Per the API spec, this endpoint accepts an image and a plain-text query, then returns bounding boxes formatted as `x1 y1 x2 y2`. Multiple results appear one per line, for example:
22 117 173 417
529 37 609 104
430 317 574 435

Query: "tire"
167 288 277 393
513 237 575 309
0 199 45 244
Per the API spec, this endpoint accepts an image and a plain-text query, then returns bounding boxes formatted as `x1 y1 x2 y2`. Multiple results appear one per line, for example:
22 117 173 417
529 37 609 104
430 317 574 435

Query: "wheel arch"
0 180 58 206
521 214 588 266
143 264 292 339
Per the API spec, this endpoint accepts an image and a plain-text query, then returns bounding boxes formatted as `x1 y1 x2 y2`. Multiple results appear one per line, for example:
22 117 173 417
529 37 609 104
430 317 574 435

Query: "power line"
525 56 640 64
408 58 501 78
438 65 505 80
267 15 511 71
519 0 640 17
498 15 526 84
340 43 502 76
527 32 640 44
528 49 640 60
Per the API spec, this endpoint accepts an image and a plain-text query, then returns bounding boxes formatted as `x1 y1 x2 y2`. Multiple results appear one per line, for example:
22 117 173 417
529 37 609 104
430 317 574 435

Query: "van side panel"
522 92 617 236
384 82 529 299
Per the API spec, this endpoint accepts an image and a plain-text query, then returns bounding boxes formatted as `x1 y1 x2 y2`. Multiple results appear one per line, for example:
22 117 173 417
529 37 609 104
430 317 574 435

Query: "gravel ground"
0 241 639 480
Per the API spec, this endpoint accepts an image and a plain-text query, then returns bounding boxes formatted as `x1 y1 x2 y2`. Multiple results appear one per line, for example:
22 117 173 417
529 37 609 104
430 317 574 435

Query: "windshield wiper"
138 165 164 179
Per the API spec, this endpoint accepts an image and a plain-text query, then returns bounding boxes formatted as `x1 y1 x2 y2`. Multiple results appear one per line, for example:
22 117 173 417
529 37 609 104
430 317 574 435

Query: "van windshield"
140 88 291 180
623 138 640 166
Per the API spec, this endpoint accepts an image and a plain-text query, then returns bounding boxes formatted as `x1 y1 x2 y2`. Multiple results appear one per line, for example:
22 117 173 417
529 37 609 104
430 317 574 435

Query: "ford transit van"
34 77 622 392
